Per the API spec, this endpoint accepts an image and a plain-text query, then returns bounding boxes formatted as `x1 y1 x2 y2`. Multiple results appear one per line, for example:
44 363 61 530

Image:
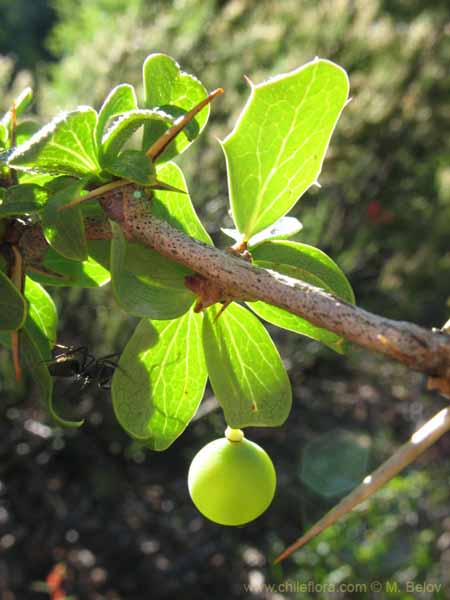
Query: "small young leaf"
202 303 292 428
142 53 209 161
21 328 83 428
101 109 174 163
0 122 8 146
110 222 194 319
112 310 207 450
8 107 100 176
248 240 355 353
1 87 33 130
15 120 41 145
222 59 349 239
0 270 27 331
96 83 138 151
103 149 155 185
222 216 303 248
0 183 47 217
152 162 213 245
42 179 88 261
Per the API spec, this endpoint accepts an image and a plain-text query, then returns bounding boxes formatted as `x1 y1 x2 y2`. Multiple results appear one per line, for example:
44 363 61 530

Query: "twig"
98 184 450 388
273 406 450 563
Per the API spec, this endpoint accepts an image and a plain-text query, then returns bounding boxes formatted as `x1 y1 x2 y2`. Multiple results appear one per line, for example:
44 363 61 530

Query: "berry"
188 427 276 526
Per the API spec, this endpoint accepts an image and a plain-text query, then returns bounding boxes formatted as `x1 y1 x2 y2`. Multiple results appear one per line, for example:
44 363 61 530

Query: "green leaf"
222 59 349 239
222 216 303 248
8 107 100 176
24 277 57 357
248 240 355 353
96 83 137 151
101 109 174 163
1 87 33 130
0 270 27 331
30 244 110 287
142 53 209 162
0 183 47 217
112 309 207 450
15 120 41 146
202 303 292 428
0 122 7 146
42 179 88 261
152 162 212 244
103 149 155 185
110 222 194 319
21 328 83 428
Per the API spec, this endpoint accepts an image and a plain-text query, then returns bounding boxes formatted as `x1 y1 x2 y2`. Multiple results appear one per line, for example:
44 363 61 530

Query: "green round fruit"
188 427 276 526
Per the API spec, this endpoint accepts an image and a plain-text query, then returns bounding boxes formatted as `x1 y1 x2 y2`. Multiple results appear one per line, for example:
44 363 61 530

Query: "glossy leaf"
101 109 174 163
0 270 27 331
0 183 47 217
96 83 137 151
248 240 355 353
24 277 57 356
202 303 292 428
8 107 100 176
110 222 194 319
222 59 349 239
142 53 209 161
112 309 207 450
15 120 41 146
42 179 88 261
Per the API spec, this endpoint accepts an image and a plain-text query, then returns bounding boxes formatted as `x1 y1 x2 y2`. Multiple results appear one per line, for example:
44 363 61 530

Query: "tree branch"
97 184 450 392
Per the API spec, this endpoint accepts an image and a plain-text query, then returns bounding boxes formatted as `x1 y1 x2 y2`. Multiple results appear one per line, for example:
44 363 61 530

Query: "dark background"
1 1 450 598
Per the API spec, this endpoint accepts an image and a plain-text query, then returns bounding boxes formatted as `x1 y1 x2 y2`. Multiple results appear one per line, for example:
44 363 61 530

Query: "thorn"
146 88 224 161
213 301 231 322
313 180 322 189
243 75 254 88
11 331 22 382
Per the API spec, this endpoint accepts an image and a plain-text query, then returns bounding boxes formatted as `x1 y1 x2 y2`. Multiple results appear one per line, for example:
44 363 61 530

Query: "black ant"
46 345 121 390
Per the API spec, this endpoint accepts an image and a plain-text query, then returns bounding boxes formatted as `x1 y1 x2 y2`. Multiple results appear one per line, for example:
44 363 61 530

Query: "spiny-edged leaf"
42 179 88 261
24 277 57 358
103 149 155 185
30 244 110 288
222 59 349 239
152 162 212 245
101 109 174 164
0 269 27 331
110 222 194 319
142 53 209 162
112 309 207 450
96 83 137 152
0 183 47 217
222 215 303 248
21 328 83 428
248 240 355 353
8 107 100 176
202 302 292 428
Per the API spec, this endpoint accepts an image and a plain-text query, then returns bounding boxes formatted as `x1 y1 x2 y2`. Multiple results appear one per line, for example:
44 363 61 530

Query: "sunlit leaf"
96 83 138 152
112 309 207 450
248 240 355 353
0 183 47 217
222 59 349 239
142 53 209 161
202 303 292 427
8 107 100 176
